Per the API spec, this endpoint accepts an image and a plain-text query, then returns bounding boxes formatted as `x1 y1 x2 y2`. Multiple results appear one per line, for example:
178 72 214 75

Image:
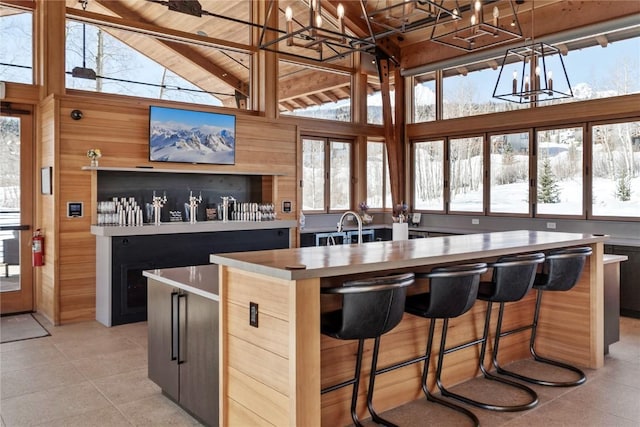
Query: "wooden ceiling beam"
306 93 325 106
72 1 249 96
400 1 640 71
279 69 349 100
279 101 295 112
323 90 340 103
289 98 309 109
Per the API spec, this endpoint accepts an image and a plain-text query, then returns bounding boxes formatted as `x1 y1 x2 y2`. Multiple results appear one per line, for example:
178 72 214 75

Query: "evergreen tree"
538 156 561 203
616 167 632 201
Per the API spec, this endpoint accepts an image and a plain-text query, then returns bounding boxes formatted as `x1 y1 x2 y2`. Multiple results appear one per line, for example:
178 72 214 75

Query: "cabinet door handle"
177 293 188 365
171 291 179 361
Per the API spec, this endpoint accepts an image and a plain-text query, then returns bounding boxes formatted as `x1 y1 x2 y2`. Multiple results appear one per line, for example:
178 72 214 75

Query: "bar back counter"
210 230 606 427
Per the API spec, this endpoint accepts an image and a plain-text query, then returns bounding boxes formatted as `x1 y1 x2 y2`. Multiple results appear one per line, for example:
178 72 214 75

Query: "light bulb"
316 14 322 27
453 8 459 17
493 6 499 18
285 6 293 21
475 0 482 12
513 71 518 79
471 14 477 25
547 71 553 79
535 65 541 76
337 3 344 19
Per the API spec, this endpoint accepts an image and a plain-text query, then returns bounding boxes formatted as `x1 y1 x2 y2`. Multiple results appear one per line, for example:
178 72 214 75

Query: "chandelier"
493 1 573 103
364 0 458 35
430 0 523 51
492 42 573 103
258 0 375 62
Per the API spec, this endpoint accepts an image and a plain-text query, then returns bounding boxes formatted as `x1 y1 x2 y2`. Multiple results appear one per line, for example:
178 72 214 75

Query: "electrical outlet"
472 218 479 225
546 222 556 229
249 302 259 327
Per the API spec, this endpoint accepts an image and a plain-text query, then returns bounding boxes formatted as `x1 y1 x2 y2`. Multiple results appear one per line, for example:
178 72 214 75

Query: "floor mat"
0 313 50 343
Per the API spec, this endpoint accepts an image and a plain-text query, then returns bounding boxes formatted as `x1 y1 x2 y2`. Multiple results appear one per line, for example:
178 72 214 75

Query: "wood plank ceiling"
61 0 639 111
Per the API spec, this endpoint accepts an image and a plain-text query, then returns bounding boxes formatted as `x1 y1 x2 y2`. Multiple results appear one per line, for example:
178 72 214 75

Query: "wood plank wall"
36 96 59 324
38 92 297 324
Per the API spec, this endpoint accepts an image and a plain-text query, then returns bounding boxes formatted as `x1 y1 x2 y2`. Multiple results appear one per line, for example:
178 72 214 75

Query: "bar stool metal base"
424 319 480 426
493 290 587 387
436 302 539 412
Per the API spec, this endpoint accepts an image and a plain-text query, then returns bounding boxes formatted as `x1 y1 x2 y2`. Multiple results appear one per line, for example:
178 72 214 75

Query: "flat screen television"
149 105 236 165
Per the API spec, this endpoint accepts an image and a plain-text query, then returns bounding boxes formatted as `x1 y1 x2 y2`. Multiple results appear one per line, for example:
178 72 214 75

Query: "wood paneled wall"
36 96 59 324
38 93 298 324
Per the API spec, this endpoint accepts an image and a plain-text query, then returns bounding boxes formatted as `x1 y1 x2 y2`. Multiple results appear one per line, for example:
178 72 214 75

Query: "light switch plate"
249 302 259 328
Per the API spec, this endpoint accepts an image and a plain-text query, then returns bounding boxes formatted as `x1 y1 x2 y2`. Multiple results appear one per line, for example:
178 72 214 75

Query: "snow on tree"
538 156 561 204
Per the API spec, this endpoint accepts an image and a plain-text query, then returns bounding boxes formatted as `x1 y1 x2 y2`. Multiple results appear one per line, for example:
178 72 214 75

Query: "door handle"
0 224 30 231
170 291 179 361
177 293 187 365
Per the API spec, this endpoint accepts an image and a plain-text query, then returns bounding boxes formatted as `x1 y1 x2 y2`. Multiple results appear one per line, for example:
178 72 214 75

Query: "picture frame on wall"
41 166 52 195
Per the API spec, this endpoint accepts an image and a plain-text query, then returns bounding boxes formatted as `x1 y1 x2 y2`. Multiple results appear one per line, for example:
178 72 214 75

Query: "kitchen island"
210 230 606 427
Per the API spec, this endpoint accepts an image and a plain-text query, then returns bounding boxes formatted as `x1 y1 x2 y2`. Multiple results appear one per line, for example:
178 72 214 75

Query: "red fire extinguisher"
32 228 44 267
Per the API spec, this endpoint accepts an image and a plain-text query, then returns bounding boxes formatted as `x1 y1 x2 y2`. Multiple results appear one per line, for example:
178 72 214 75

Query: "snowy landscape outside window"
301 137 352 212
536 127 584 216
591 120 640 218
449 136 484 213
0 6 33 84
413 140 445 211
489 132 530 215
366 142 392 209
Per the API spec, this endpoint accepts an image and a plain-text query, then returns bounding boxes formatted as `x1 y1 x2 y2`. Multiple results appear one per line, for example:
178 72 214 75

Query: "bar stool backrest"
321 272 415 340
535 247 593 292
486 253 546 302
415 263 488 319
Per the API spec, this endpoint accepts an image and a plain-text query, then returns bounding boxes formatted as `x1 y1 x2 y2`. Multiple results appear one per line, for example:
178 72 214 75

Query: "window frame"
487 129 534 218
447 134 486 215
365 140 392 211
587 117 640 221
301 135 354 214
533 124 587 220
411 138 446 213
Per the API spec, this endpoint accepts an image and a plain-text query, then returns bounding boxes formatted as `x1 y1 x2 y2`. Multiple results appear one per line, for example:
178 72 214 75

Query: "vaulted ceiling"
59 0 640 110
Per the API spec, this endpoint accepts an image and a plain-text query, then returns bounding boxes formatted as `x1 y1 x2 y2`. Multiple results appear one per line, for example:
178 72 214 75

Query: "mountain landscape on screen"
149 107 236 165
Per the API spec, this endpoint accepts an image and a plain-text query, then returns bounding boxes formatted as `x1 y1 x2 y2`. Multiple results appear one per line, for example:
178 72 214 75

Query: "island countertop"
210 229 607 280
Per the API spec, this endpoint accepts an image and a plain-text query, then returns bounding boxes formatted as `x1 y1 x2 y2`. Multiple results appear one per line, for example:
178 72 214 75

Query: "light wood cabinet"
147 279 219 426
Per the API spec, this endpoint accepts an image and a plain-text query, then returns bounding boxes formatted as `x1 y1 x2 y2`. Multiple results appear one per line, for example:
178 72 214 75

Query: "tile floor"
1 315 639 426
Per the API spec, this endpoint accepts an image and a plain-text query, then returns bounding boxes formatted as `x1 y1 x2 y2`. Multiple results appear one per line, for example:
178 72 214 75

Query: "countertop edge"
143 266 219 301
211 231 608 281
92 220 297 236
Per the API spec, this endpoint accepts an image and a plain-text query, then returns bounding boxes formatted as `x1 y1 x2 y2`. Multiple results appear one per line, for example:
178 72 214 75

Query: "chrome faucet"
337 210 363 245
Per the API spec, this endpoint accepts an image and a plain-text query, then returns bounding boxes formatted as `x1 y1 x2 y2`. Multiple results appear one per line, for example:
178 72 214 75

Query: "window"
412 35 640 118
413 140 445 211
413 72 436 123
536 127 584 216
449 136 484 213
279 61 351 122
65 20 249 107
489 131 531 215
302 137 352 212
366 141 391 209
556 36 640 104
0 5 33 84
443 68 524 120
591 120 640 218
367 74 395 125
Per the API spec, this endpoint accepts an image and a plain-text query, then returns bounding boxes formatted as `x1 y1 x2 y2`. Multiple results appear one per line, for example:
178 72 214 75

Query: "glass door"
0 104 34 314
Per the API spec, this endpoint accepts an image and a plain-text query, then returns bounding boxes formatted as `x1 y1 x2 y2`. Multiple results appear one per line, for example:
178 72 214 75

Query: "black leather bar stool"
493 247 593 387
437 253 545 412
320 272 415 427
404 263 488 426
